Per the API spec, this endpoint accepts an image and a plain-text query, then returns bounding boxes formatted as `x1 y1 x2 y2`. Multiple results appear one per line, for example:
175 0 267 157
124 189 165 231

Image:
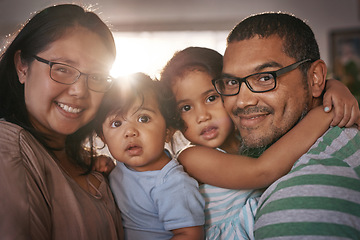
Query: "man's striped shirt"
254 126 360 239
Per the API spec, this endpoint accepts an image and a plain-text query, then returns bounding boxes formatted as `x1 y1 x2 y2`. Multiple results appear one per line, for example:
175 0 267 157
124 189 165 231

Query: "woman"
0 4 123 239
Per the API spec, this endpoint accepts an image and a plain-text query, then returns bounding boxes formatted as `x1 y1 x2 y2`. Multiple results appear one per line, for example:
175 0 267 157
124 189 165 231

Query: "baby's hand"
93 155 115 176
323 79 360 129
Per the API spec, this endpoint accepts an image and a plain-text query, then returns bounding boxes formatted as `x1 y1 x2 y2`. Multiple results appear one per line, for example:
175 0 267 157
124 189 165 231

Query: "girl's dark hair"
160 46 223 130
161 46 223 87
0 4 116 173
95 73 178 137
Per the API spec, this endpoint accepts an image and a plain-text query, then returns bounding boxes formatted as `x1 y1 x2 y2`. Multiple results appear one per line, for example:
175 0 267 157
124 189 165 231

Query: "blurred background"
1 0 360 98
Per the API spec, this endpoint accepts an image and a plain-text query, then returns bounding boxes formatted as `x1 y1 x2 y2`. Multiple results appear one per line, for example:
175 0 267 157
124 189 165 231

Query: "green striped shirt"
254 127 360 239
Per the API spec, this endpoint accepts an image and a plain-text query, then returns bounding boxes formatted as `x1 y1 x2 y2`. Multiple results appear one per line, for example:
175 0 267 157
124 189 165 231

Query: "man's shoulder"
254 126 360 239
317 126 359 145
303 126 359 160
257 126 360 210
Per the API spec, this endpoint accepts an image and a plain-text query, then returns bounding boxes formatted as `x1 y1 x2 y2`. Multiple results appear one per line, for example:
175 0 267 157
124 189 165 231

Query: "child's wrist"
310 105 333 123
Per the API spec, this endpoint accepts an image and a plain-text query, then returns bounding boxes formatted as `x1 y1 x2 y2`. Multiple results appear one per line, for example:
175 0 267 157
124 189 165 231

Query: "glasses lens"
50 63 79 84
50 63 112 92
88 75 113 92
214 79 225 94
216 77 240 96
246 73 275 92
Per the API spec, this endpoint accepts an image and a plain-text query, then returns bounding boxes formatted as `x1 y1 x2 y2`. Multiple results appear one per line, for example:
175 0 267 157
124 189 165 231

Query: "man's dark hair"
227 12 320 76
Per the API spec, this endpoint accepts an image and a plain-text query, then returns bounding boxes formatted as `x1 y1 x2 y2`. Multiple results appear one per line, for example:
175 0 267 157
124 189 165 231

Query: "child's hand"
323 79 360 129
93 155 115 176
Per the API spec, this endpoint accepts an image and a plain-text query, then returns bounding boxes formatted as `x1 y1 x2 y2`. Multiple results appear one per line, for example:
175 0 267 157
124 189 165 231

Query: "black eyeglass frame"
32 55 113 93
212 59 313 96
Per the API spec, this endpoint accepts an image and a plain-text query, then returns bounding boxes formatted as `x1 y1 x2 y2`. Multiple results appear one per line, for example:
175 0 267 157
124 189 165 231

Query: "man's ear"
308 59 327 98
165 127 176 143
14 50 29 84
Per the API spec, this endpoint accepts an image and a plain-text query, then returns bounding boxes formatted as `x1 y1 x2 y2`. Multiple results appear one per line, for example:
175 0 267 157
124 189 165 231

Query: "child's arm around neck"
178 106 333 189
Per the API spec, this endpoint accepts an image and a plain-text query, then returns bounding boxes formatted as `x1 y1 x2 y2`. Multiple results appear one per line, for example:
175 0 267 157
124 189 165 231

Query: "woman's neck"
53 148 102 197
53 149 78 174
29 115 67 150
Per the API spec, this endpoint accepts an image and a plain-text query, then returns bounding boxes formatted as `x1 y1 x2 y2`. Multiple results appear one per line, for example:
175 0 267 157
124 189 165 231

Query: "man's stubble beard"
238 77 311 158
238 107 308 158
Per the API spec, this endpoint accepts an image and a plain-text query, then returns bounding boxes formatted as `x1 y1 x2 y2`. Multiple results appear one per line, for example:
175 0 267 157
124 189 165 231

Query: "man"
213 12 360 239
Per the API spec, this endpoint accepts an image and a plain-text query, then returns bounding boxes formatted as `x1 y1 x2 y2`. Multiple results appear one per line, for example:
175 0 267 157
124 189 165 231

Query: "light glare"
110 31 227 80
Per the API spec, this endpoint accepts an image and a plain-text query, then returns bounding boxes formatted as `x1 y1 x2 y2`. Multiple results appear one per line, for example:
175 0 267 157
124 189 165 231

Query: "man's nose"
234 82 259 109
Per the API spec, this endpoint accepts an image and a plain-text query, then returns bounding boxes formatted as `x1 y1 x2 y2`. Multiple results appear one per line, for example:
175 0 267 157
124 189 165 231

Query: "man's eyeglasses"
212 59 313 96
32 55 113 93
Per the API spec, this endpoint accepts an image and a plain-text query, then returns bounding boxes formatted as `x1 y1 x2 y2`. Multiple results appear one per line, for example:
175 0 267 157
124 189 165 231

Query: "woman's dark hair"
160 46 223 130
94 72 178 137
0 4 116 173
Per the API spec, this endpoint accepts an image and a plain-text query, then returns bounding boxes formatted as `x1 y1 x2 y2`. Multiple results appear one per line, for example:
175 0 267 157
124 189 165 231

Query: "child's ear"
308 59 327 98
165 127 175 143
14 50 29 84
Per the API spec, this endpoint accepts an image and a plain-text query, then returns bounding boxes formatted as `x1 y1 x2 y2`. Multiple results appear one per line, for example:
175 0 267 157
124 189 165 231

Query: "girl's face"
15 27 113 146
172 69 234 148
101 92 170 172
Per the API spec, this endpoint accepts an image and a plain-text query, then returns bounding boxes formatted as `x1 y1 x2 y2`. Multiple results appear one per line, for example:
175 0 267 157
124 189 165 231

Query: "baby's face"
172 69 234 148
101 93 169 171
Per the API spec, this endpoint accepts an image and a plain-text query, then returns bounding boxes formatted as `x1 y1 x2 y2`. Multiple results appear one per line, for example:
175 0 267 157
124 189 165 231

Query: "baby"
94 73 205 240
